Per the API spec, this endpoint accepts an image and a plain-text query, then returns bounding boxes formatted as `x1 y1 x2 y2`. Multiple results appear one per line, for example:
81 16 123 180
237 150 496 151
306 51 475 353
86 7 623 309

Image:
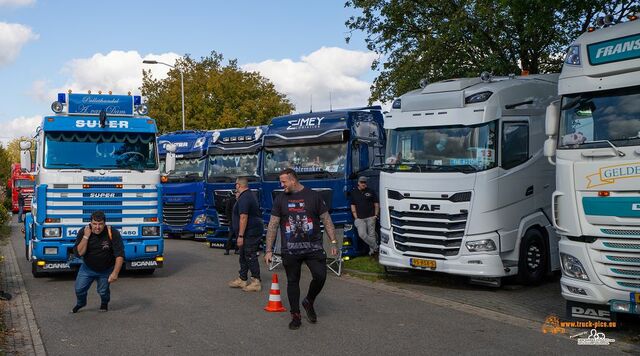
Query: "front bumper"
378 245 515 277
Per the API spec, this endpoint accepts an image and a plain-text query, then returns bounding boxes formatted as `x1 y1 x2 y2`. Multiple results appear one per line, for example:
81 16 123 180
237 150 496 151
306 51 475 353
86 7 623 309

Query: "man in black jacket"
224 192 238 255
72 211 124 313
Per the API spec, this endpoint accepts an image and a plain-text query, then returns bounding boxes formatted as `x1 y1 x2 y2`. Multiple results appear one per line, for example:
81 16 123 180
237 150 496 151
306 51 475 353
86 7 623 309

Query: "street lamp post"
142 60 185 131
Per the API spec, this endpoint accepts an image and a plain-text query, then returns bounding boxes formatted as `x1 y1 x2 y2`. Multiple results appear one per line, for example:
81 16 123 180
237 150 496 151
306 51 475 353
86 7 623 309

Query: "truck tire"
31 263 46 278
518 228 548 285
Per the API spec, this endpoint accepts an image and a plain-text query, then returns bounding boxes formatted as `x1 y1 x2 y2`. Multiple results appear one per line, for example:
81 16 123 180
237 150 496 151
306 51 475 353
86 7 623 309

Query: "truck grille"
163 203 194 226
389 196 470 258
214 190 233 227
591 237 640 293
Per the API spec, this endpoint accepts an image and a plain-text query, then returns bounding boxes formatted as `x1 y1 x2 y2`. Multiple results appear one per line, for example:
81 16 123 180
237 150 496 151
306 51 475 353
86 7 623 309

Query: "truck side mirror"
165 143 177 173
545 101 560 137
20 141 32 172
544 138 557 165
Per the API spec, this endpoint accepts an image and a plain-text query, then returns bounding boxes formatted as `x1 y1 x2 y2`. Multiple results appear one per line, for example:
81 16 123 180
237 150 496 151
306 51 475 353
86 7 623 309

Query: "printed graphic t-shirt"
74 227 125 272
272 187 328 255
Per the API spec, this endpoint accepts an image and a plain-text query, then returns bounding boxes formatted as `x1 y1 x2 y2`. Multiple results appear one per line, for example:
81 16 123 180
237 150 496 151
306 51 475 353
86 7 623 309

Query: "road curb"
1 222 46 356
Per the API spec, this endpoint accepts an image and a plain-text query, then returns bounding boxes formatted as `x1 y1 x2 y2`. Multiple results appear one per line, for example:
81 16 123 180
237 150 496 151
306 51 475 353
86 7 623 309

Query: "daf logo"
410 203 440 212
43 262 70 269
571 306 611 320
131 260 158 267
632 203 640 211
89 193 116 198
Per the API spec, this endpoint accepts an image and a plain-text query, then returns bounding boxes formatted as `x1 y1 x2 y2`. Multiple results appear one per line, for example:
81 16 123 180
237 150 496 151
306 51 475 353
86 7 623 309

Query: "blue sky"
0 0 377 144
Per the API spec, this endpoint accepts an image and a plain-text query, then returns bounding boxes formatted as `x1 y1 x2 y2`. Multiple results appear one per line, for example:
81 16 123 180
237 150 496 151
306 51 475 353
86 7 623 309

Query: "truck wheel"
518 229 548 285
31 262 46 278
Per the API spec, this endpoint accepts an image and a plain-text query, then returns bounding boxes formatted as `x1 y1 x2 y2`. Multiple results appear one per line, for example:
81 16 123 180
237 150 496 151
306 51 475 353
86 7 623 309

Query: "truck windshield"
160 157 206 182
44 132 158 170
384 121 497 173
15 180 34 188
207 153 260 182
263 142 347 180
558 86 640 149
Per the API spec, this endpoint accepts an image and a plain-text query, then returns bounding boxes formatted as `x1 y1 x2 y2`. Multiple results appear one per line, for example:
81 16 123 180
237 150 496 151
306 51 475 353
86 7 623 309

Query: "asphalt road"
9 223 627 355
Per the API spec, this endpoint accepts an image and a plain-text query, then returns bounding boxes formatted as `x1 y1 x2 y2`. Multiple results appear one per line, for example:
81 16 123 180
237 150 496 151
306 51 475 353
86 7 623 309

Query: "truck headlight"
145 245 158 253
560 253 590 281
193 214 206 225
142 226 160 236
380 231 389 244
466 239 497 252
43 227 61 238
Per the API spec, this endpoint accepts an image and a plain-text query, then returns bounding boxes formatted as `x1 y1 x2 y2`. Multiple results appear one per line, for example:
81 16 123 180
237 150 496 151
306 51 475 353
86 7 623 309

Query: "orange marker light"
598 191 610 197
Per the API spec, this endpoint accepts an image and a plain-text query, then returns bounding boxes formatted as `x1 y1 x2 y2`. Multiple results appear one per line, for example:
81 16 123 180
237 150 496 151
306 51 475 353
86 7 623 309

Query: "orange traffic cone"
264 273 286 312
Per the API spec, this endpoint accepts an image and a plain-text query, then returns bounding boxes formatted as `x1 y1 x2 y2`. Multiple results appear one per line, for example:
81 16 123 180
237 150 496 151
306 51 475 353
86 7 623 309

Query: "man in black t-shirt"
72 211 124 313
350 176 380 256
228 177 263 292
264 168 338 330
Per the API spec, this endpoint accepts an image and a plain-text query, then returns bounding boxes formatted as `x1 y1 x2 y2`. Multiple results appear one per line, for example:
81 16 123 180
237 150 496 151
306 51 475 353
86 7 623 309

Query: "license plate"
632 292 640 304
410 258 436 269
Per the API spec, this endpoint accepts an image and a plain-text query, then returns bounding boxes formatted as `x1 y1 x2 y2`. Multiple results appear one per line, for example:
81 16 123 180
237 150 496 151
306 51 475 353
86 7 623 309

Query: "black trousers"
238 238 261 280
225 229 237 252
282 251 327 313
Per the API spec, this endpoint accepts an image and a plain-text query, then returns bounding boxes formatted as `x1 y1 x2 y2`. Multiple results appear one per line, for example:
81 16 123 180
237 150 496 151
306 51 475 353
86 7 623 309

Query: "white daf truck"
544 17 640 320
379 73 560 286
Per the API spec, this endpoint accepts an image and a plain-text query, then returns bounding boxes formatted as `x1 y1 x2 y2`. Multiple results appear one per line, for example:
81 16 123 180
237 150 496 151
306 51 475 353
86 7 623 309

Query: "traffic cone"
264 273 286 312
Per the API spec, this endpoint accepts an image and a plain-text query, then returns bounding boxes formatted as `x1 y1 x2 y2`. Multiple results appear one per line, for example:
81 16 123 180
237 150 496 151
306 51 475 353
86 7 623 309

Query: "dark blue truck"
205 126 265 248
260 107 385 258
158 130 213 239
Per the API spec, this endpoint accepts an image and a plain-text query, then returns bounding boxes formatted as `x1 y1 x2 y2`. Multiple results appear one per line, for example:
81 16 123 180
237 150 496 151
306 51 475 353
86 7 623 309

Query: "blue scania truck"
20 92 165 277
158 130 213 239
261 107 385 257
205 126 265 248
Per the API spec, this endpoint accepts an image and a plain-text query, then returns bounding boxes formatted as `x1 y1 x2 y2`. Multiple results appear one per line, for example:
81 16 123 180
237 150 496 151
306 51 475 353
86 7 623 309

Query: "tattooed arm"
264 215 280 263
320 212 337 243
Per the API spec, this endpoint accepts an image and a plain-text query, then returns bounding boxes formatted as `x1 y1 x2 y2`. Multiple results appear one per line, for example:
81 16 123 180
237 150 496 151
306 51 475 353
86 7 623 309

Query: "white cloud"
242 47 378 112
0 115 41 146
0 22 38 67
0 0 35 7
61 50 181 95
31 50 181 102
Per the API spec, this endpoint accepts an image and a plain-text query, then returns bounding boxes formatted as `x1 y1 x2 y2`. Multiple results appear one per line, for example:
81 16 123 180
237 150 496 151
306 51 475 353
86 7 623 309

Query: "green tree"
345 0 640 103
5 137 35 165
142 51 294 133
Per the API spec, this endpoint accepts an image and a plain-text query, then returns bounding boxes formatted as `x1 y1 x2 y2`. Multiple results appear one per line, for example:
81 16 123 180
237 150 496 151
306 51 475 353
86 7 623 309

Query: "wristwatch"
331 240 338 244
238 235 244 238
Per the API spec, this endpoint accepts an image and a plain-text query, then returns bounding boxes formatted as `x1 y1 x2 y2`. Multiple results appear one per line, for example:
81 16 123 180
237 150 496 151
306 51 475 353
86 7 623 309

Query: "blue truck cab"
261 107 385 257
158 130 212 239
205 126 265 248
20 92 164 277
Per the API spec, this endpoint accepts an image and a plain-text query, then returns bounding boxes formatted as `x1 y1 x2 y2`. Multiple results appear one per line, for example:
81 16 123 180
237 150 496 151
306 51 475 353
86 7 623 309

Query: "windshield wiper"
439 165 478 173
312 171 338 179
118 165 145 172
581 139 626 157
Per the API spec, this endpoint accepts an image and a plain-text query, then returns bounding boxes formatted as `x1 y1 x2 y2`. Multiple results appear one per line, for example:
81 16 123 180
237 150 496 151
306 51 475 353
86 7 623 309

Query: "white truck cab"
545 17 640 320
379 74 560 286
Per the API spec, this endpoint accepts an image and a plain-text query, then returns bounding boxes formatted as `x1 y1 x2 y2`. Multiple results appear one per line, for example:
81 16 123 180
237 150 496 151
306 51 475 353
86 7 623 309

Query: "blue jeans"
74 263 113 306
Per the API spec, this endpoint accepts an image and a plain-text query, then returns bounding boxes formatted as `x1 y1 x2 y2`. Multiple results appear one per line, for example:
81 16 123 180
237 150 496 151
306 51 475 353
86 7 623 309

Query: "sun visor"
401 91 465 112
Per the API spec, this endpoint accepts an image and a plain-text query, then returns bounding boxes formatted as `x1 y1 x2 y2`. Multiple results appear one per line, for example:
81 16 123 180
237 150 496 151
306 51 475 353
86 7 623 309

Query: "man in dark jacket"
224 192 239 255
17 188 25 223
72 211 124 313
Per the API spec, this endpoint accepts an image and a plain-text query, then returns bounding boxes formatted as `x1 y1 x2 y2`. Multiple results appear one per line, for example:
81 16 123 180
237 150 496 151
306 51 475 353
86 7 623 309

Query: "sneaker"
242 277 262 292
72 305 84 313
302 298 317 323
228 277 248 288
289 313 302 330
99 303 108 312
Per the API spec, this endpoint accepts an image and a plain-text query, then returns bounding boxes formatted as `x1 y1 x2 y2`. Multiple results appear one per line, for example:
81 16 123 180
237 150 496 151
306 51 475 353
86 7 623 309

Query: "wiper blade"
312 171 338 179
581 139 626 157
443 164 478 173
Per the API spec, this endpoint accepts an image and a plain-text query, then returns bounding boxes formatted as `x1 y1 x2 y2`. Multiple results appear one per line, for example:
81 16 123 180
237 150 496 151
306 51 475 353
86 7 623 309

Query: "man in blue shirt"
228 177 263 292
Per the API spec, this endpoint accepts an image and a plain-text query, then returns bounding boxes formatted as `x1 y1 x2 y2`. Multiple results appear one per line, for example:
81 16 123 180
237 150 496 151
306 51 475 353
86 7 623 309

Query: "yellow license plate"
410 258 436 269
632 292 640 304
